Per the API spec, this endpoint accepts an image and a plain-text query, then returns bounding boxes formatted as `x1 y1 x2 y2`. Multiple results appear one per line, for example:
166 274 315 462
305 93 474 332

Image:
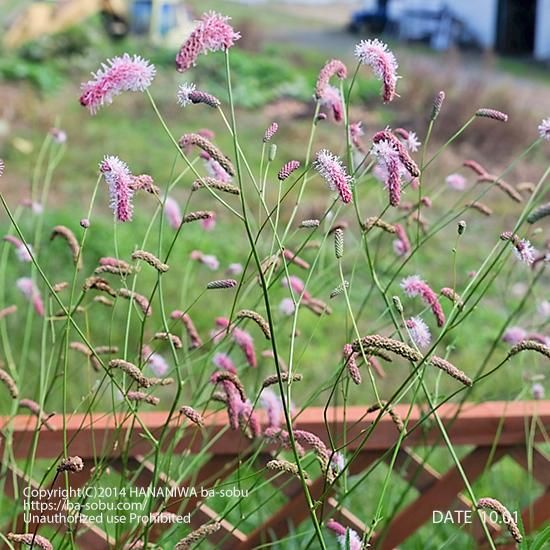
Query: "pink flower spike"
3 236 32 262
313 149 353 204
513 239 536 265
16 277 44 317
392 223 410 257
538 117 550 141
278 160 300 181
349 122 365 152
355 38 399 102
176 11 240 72
201 212 216 231
372 140 402 206
401 275 446 327
320 85 344 122
204 157 232 183
502 326 527 345
282 275 311 300
343 343 361 385
326 519 362 550
279 298 295 316
142 345 169 377
99 156 134 222
263 122 279 143
405 316 432 349
80 54 155 114
446 173 467 191
164 197 182 229
260 388 283 429
315 59 347 100
213 352 237 374
233 327 257 368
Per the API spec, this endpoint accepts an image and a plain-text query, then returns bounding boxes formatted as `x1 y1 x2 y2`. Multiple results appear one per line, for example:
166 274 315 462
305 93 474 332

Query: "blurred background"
0 0 549 406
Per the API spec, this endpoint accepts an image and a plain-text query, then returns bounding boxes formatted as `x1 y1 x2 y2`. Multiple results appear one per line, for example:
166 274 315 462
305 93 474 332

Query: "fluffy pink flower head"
213 352 237 374
313 149 353 204
190 250 220 270
355 38 399 102
201 211 216 231
226 263 243 276
176 11 240 72
142 345 169 377
99 156 134 222
513 239 536 265
279 297 295 316
404 131 421 152
320 85 344 122
80 54 155 114
446 173 467 191
315 59 347 100
539 117 550 141
164 196 182 229
401 275 446 327
405 316 431 349
16 277 44 317
4 236 32 262
326 519 362 550
260 387 284 429
532 383 545 400
502 326 527 345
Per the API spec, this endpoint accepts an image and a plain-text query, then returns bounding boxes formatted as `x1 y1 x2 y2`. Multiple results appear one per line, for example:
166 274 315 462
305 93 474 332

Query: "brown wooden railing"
1 400 549 549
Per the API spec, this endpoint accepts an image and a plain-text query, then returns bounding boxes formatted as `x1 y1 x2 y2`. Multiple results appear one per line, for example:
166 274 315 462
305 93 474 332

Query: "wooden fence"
1 400 549 549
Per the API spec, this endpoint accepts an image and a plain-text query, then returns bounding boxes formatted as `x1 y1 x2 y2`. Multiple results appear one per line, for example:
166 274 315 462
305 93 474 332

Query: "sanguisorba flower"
401 275 446 327
80 54 155 114
405 316 431 349
163 197 182 229
355 38 399 102
446 173 467 191
539 117 550 141
315 59 347 100
17 277 44 317
372 139 403 206
319 85 344 122
313 149 353 204
99 156 134 222
176 11 240 72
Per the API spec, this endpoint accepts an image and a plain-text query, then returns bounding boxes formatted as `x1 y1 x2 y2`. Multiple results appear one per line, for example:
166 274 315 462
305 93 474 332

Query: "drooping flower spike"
313 149 353 204
315 59 347 100
80 54 155 114
401 275 446 327
3 236 32 262
176 11 240 72
355 38 399 102
16 277 44 317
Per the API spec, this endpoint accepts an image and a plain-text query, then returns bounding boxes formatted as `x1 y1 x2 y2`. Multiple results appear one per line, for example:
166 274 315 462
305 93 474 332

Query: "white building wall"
359 0 499 48
535 0 550 59
448 1 498 47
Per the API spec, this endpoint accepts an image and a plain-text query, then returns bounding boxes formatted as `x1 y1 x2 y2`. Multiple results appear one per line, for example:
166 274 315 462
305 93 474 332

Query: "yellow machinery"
3 0 194 49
